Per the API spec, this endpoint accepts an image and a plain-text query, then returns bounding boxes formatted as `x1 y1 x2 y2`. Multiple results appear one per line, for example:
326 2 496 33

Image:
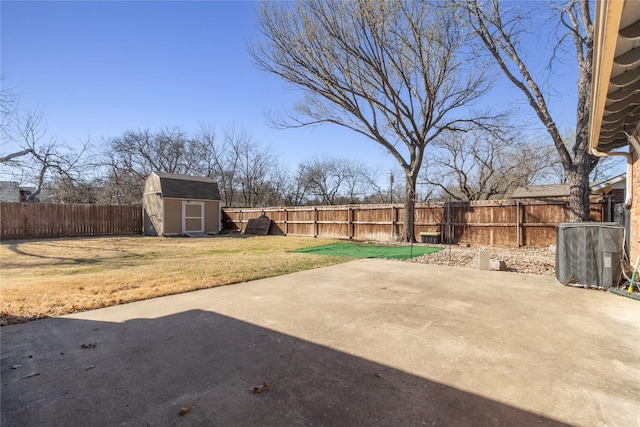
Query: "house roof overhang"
589 0 640 154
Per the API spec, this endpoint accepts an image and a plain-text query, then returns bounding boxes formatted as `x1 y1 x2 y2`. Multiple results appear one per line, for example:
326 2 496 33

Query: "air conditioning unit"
556 222 624 289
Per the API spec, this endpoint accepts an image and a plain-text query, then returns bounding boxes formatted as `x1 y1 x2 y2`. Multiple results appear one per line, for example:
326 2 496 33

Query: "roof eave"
589 0 640 155
589 0 625 155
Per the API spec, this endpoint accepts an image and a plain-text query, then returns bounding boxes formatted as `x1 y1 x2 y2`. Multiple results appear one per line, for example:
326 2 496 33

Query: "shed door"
182 201 204 233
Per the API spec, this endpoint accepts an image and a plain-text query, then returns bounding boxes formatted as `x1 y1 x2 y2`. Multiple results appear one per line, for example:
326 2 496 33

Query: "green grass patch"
293 242 442 260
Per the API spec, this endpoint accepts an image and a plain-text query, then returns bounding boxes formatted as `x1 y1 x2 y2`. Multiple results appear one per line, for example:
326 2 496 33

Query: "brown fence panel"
352 205 393 240
0 202 142 240
285 208 315 236
316 207 348 238
222 199 611 247
221 208 263 233
414 204 445 234
265 209 285 235
222 210 241 231
522 202 565 247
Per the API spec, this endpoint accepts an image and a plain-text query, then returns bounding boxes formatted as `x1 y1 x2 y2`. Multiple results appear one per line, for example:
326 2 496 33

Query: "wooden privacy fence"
0 200 611 245
222 200 609 247
0 202 142 240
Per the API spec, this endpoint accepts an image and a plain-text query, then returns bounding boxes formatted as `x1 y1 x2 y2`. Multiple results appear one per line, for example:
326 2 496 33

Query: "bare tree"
252 0 494 241
422 129 558 200
359 167 390 204
104 127 208 176
196 125 281 208
260 163 293 206
231 130 275 207
1 81 14 116
280 164 311 206
340 161 367 204
48 176 99 204
467 0 596 220
359 166 412 204
299 158 342 205
300 157 365 205
197 125 237 207
101 127 217 204
550 129 625 184
2 105 86 202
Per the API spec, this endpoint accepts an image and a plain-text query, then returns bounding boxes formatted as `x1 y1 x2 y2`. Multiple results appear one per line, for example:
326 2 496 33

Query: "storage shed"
143 172 221 236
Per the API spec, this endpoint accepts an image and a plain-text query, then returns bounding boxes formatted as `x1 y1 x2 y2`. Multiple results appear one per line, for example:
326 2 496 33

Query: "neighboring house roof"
0 181 38 202
589 0 640 153
511 184 571 199
0 181 21 202
154 172 221 200
512 174 628 199
591 173 627 193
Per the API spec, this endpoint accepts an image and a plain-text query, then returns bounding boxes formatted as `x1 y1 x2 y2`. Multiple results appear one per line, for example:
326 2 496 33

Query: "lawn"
294 242 442 259
0 235 346 325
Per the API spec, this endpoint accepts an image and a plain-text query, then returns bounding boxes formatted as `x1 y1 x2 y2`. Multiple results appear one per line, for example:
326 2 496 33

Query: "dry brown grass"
0 235 346 325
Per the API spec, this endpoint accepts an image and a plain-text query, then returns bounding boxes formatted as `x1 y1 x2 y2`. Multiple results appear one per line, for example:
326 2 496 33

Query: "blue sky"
1 0 583 181
2 0 399 173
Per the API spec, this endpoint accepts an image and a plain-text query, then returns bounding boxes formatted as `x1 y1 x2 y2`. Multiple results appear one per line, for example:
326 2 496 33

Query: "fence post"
347 206 352 239
391 205 396 240
313 207 318 237
516 200 520 248
447 199 451 245
284 208 288 235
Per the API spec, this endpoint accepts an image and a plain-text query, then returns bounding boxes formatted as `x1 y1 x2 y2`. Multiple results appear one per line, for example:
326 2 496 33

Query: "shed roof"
153 172 221 201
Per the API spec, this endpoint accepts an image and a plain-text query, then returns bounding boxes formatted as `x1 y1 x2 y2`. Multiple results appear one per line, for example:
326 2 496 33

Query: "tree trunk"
567 167 591 222
402 171 418 242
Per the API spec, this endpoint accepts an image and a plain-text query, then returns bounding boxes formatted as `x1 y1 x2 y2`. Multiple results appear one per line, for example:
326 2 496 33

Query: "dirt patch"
409 244 556 276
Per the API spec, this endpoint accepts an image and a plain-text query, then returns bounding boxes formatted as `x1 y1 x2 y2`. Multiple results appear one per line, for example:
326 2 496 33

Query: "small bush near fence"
1 202 142 240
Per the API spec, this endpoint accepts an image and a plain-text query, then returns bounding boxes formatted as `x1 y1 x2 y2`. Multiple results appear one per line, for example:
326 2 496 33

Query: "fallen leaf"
80 343 97 349
178 404 191 416
252 382 270 394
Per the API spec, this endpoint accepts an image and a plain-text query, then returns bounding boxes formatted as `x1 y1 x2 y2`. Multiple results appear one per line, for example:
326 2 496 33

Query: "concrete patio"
1 259 638 426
